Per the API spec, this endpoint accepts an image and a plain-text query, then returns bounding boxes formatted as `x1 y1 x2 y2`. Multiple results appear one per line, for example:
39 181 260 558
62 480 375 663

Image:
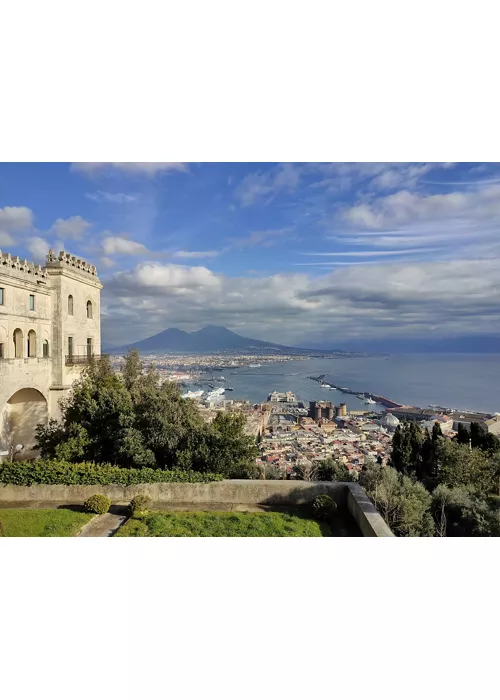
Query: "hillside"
106 325 337 354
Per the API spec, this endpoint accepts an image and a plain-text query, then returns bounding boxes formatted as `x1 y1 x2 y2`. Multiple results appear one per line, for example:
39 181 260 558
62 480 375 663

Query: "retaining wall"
0 480 394 536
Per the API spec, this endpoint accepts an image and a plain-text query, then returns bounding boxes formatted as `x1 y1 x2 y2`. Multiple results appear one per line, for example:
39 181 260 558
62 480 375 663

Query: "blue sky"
1 162 500 349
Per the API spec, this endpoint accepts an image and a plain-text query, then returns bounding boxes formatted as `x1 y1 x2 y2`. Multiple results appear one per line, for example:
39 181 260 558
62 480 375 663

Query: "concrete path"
78 512 128 537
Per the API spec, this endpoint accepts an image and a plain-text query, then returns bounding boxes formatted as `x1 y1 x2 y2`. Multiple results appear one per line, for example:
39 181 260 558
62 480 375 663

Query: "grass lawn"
0 509 95 537
116 510 331 537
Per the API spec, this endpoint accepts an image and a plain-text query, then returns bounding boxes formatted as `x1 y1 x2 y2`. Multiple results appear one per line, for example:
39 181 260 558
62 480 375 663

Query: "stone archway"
4 388 48 459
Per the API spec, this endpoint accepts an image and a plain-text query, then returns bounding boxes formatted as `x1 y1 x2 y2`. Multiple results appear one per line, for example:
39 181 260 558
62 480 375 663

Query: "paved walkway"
78 512 128 537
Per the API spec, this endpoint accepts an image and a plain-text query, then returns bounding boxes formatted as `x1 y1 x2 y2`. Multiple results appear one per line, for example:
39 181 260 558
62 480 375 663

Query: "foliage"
435 440 498 493
311 495 337 521
0 459 224 486
34 353 256 476
116 511 329 537
84 494 111 514
359 461 434 537
258 463 285 480
0 508 94 537
432 485 500 537
316 458 357 482
129 495 152 516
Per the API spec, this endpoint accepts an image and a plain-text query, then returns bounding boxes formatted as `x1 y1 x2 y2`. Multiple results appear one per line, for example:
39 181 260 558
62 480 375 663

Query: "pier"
308 376 402 409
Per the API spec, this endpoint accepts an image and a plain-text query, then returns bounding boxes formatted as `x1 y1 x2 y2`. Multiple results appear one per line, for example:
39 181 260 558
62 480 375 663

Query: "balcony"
65 354 101 366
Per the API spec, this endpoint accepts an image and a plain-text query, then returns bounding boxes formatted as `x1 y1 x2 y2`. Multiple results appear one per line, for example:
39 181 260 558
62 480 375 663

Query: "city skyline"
1 162 500 350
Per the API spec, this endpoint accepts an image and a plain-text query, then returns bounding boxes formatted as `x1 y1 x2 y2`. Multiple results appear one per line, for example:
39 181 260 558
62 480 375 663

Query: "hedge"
0 460 224 486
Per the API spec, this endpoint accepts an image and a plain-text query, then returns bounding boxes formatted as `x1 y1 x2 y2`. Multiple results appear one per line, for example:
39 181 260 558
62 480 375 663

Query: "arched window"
86 300 93 319
13 328 24 358
43 340 49 357
68 295 74 315
27 329 37 358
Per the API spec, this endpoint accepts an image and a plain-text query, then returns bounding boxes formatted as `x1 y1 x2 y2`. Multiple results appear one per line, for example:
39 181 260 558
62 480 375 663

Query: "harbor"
308 375 403 409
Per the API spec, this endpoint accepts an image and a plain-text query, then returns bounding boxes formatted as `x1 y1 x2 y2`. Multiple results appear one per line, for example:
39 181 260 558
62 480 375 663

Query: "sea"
201 354 500 414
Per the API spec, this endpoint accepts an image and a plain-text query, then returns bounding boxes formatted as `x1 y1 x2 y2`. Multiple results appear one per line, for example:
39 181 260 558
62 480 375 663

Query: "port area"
308 375 402 409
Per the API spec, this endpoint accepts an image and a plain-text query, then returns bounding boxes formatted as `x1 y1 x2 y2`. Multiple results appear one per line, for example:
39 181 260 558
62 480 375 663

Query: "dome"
380 413 399 427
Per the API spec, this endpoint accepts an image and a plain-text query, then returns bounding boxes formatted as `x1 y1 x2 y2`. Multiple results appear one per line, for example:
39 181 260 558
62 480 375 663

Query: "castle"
0 249 103 457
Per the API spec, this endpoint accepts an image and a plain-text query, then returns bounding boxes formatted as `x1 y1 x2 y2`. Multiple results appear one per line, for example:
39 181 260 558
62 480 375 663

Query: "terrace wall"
0 480 394 536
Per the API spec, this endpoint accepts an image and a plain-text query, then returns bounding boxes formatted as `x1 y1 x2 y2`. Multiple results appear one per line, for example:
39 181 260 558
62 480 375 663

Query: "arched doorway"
13 328 24 358
4 388 48 459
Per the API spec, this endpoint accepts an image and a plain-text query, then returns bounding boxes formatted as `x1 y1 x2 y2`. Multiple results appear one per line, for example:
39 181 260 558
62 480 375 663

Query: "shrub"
0 459 224 486
312 494 337 521
84 494 111 514
129 494 152 516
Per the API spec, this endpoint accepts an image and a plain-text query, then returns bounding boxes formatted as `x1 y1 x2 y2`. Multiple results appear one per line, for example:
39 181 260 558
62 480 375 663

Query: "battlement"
45 250 99 278
0 249 48 280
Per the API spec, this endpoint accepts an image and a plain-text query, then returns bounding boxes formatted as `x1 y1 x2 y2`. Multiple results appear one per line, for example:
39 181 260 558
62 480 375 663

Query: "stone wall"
0 480 394 536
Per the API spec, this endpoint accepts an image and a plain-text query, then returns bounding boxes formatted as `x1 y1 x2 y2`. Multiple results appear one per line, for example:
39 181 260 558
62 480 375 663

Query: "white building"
0 249 102 457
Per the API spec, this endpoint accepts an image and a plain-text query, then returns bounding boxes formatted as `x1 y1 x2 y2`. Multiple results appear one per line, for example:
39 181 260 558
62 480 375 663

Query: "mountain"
106 325 336 354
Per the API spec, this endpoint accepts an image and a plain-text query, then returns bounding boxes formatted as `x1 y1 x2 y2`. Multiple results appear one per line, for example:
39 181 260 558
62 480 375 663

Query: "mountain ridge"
105 325 341 354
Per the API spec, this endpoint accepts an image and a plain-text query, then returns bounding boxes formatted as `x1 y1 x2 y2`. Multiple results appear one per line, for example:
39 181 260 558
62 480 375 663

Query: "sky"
1 161 500 351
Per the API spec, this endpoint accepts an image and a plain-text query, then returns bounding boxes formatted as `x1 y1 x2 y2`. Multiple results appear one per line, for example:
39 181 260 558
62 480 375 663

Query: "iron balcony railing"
65 353 101 365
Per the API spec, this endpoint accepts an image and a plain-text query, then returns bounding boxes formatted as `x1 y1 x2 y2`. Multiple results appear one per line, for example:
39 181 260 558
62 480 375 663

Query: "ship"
206 387 225 400
320 383 330 388
226 387 234 391
249 363 261 368
364 397 377 405
181 390 204 399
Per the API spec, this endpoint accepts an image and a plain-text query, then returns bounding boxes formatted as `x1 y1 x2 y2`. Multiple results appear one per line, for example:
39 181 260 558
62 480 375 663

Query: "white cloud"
102 256 500 348
51 216 91 240
26 236 51 261
172 250 221 259
99 257 117 268
343 184 500 229
0 206 34 231
235 164 302 206
301 248 438 257
101 236 149 256
86 191 139 203
0 231 15 246
72 162 188 176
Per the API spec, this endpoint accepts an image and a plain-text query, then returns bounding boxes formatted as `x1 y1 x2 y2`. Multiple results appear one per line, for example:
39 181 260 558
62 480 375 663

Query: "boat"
364 398 377 405
226 387 234 391
357 394 365 400
181 390 204 399
249 363 261 368
320 383 330 388
206 387 225 400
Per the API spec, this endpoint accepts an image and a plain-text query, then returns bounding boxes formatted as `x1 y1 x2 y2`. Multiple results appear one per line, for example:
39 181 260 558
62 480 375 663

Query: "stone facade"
0 249 102 456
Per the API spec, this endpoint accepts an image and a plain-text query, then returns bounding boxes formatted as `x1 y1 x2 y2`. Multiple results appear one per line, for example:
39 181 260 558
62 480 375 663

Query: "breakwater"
309 375 402 409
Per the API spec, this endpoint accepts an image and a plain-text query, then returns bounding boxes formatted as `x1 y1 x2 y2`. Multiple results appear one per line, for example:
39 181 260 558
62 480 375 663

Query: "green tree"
455 423 470 445
436 440 497 494
35 355 257 476
432 484 500 537
316 458 357 482
122 348 143 391
359 461 434 537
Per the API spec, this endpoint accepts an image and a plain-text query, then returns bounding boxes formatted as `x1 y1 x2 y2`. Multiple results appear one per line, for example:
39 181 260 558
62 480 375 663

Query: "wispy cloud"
101 235 150 256
86 191 139 203
301 248 437 257
172 250 221 259
72 162 189 176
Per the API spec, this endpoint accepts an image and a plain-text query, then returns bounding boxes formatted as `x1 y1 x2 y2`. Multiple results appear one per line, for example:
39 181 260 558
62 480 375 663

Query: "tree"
431 484 500 537
436 440 497 494
122 348 143 391
315 458 357 482
35 354 257 476
359 461 434 537
391 424 412 474
456 423 470 445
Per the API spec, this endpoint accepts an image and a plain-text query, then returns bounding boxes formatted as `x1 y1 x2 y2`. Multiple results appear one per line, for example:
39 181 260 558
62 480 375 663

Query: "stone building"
0 249 102 457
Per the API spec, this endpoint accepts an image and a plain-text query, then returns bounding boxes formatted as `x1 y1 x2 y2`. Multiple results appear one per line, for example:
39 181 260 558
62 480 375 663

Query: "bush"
84 494 111 514
129 495 152 516
312 494 337 521
0 459 224 486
